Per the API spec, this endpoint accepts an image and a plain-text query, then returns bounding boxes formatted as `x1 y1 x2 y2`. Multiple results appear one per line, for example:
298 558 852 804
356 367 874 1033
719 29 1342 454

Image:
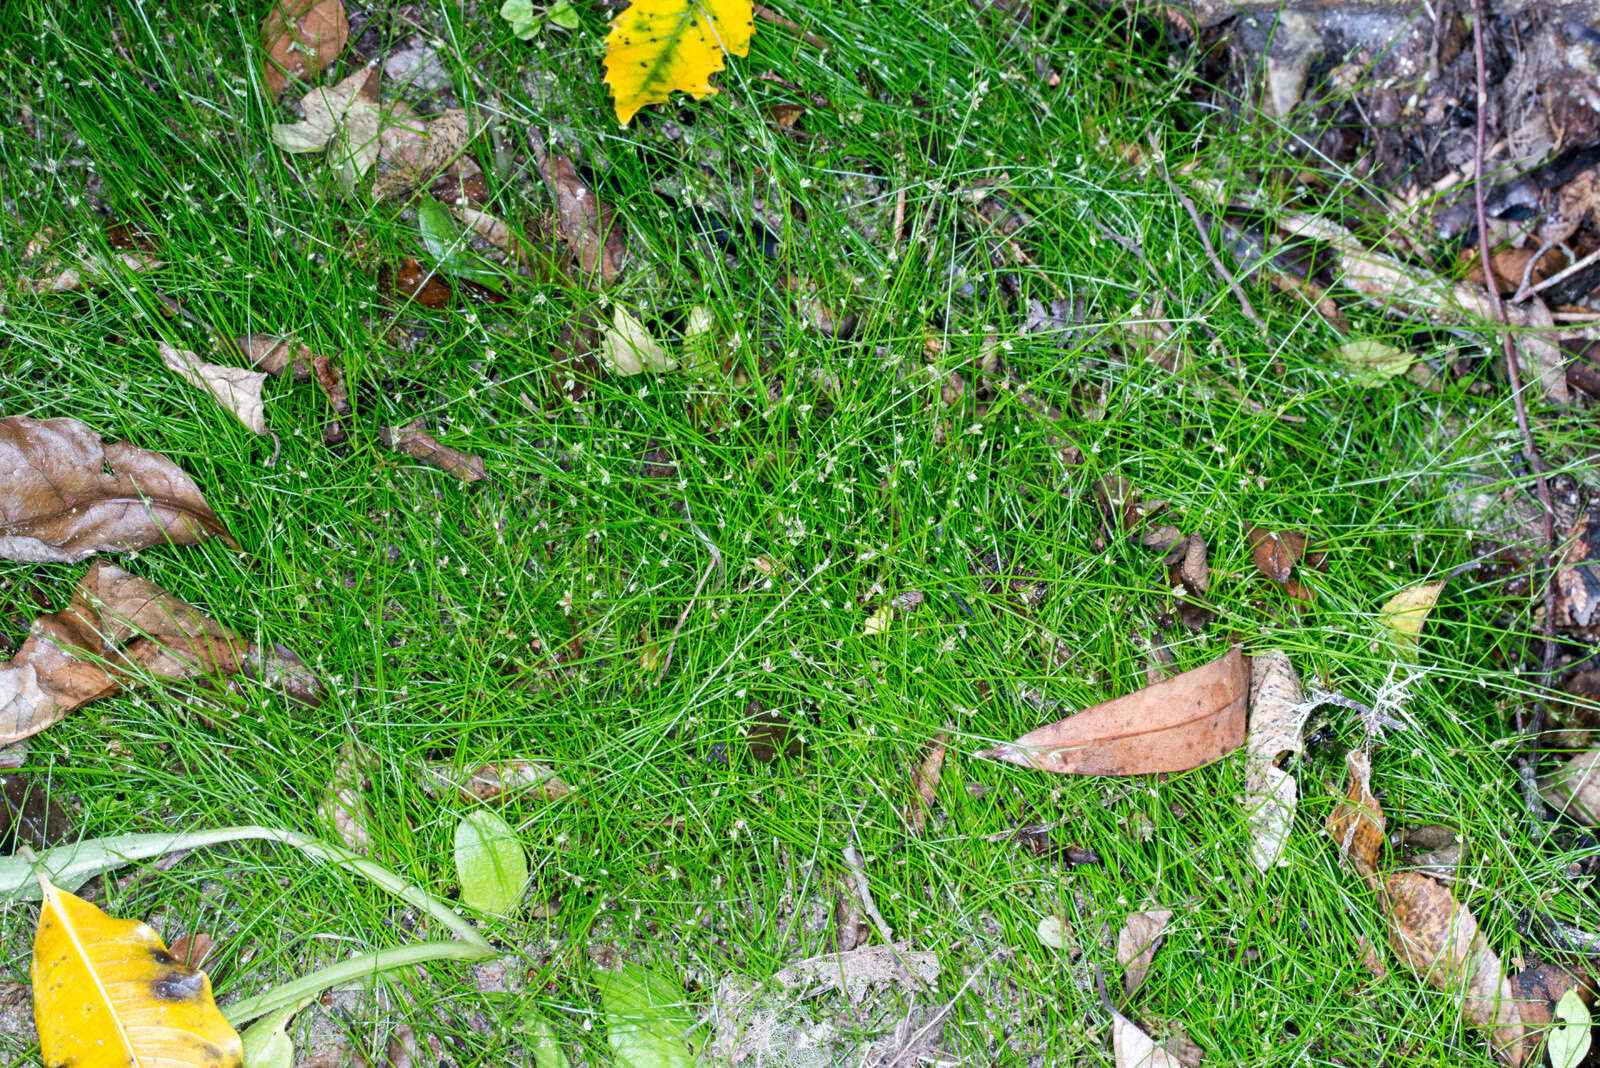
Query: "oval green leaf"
454 809 529 915
595 962 695 1068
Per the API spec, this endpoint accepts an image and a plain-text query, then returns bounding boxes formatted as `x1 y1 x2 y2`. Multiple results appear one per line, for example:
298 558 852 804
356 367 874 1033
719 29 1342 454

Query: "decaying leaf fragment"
420 759 571 803
1116 908 1173 998
978 647 1248 775
1538 749 1600 825
600 307 675 375
1243 650 1309 871
20 249 162 294
0 416 237 563
527 128 626 284
32 872 243 1067
775 943 939 1004
1380 580 1448 647
1325 751 1557 1066
0 560 251 747
372 109 479 201
379 418 487 483
902 731 949 834
603 0 754 125
317 742 372 855
260 0 349 97
159 342 270 436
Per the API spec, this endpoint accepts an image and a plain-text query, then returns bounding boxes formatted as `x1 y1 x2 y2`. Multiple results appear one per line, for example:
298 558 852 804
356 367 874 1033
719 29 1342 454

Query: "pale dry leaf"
1243 650 1308 871
159 342 269 435
1538 749 1600 825
379 418 487 482
21 250 162 294
863 604 892 637
600 307 675 375
420 759 571 803
1110 1006 1184 1068
1116 909 1173 998
0 561 249 746
451 206 512 251
0 415 237 563
269 64 379 154
317 743 371 855
902 731 948 834
1036 915 1074 952
331 97 382 198
1380 580 1448 646
775 943 939 1004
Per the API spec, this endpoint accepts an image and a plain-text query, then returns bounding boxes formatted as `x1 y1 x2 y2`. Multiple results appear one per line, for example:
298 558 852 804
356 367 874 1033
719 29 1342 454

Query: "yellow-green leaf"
454 809 529 915
1329 338 1413 387
603 0 753 125
1379 580 1448 646
32 873 243 1067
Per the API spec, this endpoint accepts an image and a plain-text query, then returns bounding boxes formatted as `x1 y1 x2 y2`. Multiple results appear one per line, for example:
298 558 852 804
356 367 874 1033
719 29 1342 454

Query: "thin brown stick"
1515 243 1600 304
1153 150 1269 332
753 3 828 48
1471 0 1558 785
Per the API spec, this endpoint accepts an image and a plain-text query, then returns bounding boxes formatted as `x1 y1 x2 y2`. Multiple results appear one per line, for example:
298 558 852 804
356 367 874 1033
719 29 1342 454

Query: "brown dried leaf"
260 0 349 97
317 742 371 855
158 341 269 436
1247 527 1305 584
1117 908 1173 998
528 128 626 285
372 109 480 202
0 561 250 746
902 731 948 834
1539 749 1600 825
0 770 72 851
379 418 486 482
312 353 351 446
167 932 216 969
977 646 1247 775
236 335 314 382
1326 749 1384 886
1382 871 1532 1065
419 759 570 803
1244 650 1307 872
1166 534 1208 595
0 416 237 563
384 258 454 308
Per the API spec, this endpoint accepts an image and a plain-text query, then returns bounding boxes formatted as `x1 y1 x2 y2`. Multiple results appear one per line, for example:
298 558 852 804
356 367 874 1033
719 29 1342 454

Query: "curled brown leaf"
527 127 626 285
379 418 486 482
260 0 349 97
0 416 238 563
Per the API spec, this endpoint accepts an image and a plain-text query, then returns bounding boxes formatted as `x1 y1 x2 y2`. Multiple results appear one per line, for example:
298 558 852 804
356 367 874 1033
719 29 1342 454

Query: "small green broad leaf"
519 1012 572 1068
454 810 528 915
1549 989 1592 1068
241 1000 309 1068
595 962 695 1068
1330 338 1414 387
417 199 506 288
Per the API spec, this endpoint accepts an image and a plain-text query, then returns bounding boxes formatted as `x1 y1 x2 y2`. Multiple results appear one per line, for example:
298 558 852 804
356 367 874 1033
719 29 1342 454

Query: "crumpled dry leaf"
269 64 378 153
20 250 162 294
1116 908 1173 998
528 128 626 284
601 306 675 375
902 731 948 834
379 418 486 483
775 943 939 1004
317 742 371 855
1539 749 1600 825
260 0 348 97
978 647 1248 775
372 109 479 201
1247 528 1305 585
0 415 237 563
1111 1005 1185 1068
1243 650 1308 871
419 759 571 803
237 335 314 381
159 342 269 436
1326 749 1385 886
0 560 250 746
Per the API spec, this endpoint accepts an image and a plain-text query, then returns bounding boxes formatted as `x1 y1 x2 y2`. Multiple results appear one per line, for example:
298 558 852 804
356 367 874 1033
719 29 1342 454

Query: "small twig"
842 844 894 946
753 3 828 48
658 512 723 680
1514 242 1600 304
1152 142 1268 333
1508 238 1558 303
1471 0 1558 800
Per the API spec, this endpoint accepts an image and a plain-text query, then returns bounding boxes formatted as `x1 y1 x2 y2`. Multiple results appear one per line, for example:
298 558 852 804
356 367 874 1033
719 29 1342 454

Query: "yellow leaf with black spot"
31 872 242 1068
603 0 754 125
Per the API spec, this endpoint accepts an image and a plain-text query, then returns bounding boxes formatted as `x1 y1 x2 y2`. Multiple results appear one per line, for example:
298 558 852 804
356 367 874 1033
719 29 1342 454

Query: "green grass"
0 1 1594 1065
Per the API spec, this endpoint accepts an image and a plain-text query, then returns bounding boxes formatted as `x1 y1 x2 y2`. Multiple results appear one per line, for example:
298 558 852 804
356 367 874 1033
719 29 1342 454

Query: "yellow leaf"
1379 580 1448 645
603 0 754 125
32 873 242 1068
